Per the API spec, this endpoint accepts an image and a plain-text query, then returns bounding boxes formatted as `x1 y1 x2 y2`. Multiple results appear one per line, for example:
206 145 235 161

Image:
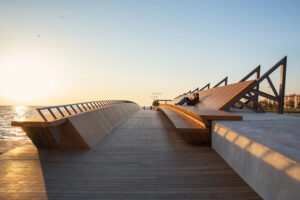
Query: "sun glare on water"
15 105 27 112
14 105 28 121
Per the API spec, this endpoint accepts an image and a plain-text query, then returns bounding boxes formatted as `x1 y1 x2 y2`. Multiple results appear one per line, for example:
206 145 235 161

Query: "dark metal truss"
175 83 210 99
213 76 228 88
229 56 287 114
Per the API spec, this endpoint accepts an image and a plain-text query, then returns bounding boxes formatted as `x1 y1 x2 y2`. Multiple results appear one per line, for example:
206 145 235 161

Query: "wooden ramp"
0 110 261 199
174 80 256 110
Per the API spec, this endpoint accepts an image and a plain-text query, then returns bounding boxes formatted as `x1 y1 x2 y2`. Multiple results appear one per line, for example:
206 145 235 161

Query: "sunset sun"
0 50 62 104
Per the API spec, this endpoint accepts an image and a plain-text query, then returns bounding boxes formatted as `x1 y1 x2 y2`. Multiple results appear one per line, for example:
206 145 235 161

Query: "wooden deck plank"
0 110 261 199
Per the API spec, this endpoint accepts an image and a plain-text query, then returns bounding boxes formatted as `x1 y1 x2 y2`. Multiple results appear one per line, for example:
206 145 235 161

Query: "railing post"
199 83 210 91
81 103 88 111
90 102 95 109
37 109 47 122
254 66 261 111
57 107 65 117
48 108 57 120
35 100 127 122
70 105 77 113
93 102 99 108
76 105 83 112
213 77 228 88
64 106 72 115
278 57 287 114
85 103 91 110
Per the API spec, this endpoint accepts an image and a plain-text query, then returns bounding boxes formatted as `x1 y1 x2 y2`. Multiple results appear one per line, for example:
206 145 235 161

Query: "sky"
0 0 299 106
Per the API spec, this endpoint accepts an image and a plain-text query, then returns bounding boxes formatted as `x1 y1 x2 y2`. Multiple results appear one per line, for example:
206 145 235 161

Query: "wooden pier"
0 110 260 199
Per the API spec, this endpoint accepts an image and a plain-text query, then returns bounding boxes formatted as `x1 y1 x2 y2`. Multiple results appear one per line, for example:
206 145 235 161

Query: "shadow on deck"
0 110 261 199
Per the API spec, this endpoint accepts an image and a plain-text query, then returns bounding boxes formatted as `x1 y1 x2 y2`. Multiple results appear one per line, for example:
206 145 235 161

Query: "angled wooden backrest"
174 80 256 110
12 103 141 149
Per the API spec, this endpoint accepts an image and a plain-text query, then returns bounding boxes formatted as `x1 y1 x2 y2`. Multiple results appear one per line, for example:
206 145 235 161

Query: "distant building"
261 94 300 109
284 94 300 108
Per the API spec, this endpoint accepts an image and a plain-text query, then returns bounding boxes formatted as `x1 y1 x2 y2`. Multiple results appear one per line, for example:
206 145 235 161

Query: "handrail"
199 83 210 91
175 83 210 99
213 76 228 88
191 87 199 93
37 100 132 122
240 65 260 82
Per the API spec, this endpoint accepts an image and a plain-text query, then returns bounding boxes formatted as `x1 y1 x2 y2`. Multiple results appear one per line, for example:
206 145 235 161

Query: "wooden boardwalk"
0 110 261 199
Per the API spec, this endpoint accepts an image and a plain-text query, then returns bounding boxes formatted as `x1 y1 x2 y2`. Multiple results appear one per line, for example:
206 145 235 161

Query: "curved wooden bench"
158 107 210 144
157 81 255 144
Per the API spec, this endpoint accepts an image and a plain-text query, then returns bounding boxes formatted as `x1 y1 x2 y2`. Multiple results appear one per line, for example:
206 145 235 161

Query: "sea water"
0 106 38 140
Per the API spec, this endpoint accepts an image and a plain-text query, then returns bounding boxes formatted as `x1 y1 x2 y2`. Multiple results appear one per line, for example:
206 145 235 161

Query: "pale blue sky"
0 0 299 105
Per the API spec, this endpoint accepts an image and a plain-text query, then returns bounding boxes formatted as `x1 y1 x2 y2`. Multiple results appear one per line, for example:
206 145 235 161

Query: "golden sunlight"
15 105 27 112
0 50 62 104
14 105 28 121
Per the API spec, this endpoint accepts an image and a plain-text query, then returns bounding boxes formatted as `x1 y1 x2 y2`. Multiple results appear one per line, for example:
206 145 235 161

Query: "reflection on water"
0 106 38 140
14 106 27 121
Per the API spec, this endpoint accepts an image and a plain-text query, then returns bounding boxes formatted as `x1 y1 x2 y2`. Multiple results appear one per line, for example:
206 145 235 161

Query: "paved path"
0 110 261 199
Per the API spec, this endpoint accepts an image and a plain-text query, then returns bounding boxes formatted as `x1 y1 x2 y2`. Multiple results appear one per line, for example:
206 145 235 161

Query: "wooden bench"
156 80 256 144
159 107 210 144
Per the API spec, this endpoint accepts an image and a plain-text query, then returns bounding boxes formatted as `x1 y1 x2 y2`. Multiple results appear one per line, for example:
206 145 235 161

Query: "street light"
152 92 161 100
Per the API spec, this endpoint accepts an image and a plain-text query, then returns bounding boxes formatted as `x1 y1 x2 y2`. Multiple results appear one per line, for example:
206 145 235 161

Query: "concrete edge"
212 122 300 200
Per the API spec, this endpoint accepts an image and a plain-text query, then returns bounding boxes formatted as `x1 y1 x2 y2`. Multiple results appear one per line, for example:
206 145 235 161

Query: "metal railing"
199 83 210 91
175 83 211 99
213 76 228 88
173 57 287 114
37 100 132 122
229 56 287 114
175 76 228 99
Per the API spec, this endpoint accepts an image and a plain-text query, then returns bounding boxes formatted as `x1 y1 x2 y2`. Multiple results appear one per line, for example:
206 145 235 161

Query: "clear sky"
0 0 299 106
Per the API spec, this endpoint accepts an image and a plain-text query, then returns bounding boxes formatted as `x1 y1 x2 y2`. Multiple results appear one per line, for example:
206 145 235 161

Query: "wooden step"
158 107 211 144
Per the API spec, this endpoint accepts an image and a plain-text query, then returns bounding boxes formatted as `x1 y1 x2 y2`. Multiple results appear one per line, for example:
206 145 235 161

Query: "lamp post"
151 93 161 109
152 92 161 100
